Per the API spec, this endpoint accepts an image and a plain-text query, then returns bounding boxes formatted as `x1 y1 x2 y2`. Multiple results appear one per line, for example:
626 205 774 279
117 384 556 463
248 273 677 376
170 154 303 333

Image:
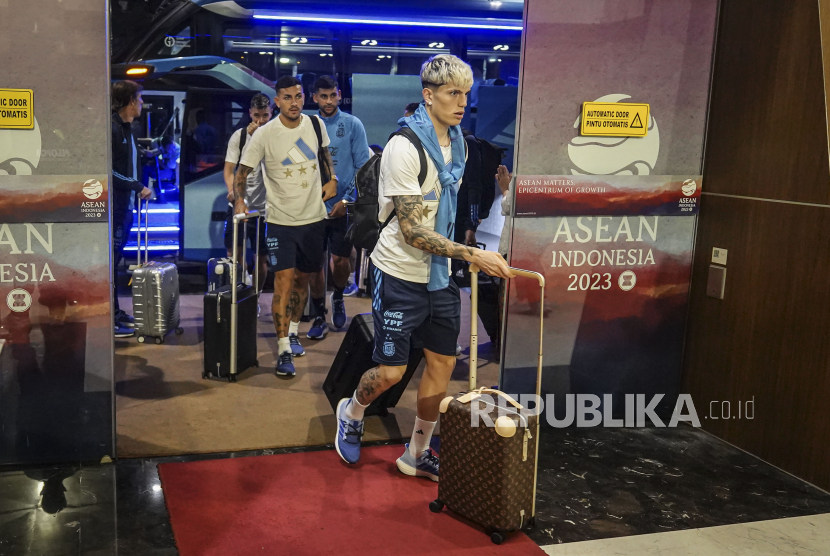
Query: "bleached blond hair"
420 54 474 90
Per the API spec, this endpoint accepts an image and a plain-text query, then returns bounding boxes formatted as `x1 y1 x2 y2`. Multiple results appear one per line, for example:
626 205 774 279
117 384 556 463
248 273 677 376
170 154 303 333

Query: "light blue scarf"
398 103 466 291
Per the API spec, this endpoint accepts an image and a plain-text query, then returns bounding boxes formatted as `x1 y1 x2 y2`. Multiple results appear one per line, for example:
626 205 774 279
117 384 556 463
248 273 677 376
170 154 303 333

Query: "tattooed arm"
392 195 514 279
233 164 252 215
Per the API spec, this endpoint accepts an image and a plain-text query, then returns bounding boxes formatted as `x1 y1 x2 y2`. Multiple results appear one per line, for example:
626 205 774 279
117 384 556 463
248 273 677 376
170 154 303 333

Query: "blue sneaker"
114 323 135 338
335 398 364 464
331 294 347 329
307 316 328 340
343 281 358 297
396 444 439 482
289 333 305 356
275 351 295 377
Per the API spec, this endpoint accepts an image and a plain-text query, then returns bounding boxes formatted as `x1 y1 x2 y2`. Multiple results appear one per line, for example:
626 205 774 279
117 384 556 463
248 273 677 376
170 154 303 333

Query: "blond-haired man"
334 55 513 479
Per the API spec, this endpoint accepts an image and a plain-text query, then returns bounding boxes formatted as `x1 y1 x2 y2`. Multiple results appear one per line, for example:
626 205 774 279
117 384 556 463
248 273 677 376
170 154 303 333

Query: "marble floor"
540 513 830 555
1 426 829 555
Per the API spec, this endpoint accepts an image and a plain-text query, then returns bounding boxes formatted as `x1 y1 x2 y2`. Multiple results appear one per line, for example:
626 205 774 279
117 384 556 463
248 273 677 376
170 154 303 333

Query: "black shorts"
323 216 353 258
266 220 326 273
223 205 267 255
370 263 460 366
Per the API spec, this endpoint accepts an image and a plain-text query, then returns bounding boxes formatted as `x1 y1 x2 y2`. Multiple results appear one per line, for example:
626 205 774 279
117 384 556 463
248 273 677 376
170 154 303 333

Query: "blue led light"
252 14 522 31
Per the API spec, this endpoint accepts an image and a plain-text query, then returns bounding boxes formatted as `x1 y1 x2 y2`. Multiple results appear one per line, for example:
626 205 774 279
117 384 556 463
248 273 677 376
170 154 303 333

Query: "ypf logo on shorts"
7 289 32 312
82 179 103 199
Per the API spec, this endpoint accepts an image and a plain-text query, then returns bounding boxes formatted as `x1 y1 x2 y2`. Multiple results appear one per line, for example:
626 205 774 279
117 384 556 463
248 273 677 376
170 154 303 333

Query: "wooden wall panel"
702 0 830 205
683 195 830 489
684 0 830 490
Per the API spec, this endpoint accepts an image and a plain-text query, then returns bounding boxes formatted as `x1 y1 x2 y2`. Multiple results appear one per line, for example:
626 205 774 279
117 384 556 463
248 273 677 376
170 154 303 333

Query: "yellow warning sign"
0 89 34 130
580 101 649 137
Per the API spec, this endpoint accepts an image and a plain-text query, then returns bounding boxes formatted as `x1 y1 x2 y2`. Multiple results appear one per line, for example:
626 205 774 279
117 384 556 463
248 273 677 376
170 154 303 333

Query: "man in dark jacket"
111 80 152 338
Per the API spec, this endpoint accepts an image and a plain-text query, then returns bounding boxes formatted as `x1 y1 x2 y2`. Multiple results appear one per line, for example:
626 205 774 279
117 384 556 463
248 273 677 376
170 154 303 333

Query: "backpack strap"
378 127 429 236
310 115 332 183
235 127 247 171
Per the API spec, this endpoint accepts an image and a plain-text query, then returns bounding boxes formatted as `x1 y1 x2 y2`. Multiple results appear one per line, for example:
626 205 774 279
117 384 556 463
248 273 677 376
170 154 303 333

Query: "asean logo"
681 179 697 197
82 179 103 199
618 271 637 292
382 342 396 357
7 288 32 313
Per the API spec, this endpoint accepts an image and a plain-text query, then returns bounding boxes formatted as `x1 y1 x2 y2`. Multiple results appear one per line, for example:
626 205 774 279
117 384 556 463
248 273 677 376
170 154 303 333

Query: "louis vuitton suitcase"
131 199 183 344
430 265 545 545
203 211 261 382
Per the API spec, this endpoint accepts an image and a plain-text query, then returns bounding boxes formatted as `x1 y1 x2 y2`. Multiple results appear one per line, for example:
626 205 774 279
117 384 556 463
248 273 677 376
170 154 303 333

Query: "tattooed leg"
289 271 310 323
273 269 294 338
356 365 407 406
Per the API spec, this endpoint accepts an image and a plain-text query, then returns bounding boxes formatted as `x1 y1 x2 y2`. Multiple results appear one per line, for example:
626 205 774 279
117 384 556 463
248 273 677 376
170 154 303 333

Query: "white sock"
289 321 299 336
345 391 368 421
278 336 291 355
409 417 437 457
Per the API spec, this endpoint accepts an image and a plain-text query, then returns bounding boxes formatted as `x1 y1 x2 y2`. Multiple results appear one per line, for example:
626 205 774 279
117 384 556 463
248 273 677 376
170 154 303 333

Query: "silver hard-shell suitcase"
130 199 183 344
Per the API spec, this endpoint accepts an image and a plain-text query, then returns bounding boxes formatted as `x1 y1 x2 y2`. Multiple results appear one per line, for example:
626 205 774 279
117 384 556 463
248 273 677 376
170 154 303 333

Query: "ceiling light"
320 53 327 57
490 0 503 6
253 14 523 31
243 51 248 54
361 39 378 46
279 57 290 63
498 58 502 62
429 42 445 48
489 57 497 62
300 37 308 43
126 67 149 76
259 51 267 55
291 37 299 43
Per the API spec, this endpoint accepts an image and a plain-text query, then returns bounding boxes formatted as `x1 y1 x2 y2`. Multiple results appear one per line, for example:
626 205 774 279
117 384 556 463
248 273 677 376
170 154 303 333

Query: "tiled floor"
1 427 829 555
540 513 830 555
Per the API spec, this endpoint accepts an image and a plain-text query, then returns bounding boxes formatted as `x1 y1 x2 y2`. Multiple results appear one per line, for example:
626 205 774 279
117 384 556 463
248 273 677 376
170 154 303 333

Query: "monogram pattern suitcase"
431 265 545 545
131 200 183 344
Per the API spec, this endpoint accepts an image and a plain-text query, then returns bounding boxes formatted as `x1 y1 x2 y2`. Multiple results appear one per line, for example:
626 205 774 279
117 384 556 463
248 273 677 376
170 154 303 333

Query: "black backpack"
346 127 427 252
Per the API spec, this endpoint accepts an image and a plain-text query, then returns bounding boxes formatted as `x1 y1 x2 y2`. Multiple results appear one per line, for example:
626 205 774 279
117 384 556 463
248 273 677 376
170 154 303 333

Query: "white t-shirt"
240 114 330 226
371 135 461 284
225 128 266 213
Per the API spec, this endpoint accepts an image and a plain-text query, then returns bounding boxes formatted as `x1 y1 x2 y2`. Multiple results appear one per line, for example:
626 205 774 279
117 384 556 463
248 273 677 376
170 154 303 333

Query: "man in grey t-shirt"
222 93 272 291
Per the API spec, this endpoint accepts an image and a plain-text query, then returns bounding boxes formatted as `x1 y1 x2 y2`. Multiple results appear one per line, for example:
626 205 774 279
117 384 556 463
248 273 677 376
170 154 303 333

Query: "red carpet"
158 445 546 556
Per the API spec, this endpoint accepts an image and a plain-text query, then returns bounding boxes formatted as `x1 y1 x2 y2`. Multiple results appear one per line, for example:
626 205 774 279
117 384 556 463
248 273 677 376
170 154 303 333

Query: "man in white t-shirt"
332 55 513 480
222 93 272 294
234 76 337 377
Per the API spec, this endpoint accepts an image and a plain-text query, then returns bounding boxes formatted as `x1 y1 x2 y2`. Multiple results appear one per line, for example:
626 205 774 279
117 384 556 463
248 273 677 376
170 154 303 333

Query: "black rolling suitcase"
323 314 423 417
203 212 261 382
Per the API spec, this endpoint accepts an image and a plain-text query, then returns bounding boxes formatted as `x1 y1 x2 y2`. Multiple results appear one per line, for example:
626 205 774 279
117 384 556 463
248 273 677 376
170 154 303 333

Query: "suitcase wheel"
487 529 506 545
429 500 444 514
154 337 164 345
137 336 145 344
175 327 184 335
202 372 208 379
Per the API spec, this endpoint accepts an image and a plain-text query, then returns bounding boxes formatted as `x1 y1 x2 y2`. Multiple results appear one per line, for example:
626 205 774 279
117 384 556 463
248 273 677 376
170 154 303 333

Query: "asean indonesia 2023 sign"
501 175 701 417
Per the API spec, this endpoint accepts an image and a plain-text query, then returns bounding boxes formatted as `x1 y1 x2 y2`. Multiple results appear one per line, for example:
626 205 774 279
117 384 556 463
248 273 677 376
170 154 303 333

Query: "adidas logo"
415 429 424 435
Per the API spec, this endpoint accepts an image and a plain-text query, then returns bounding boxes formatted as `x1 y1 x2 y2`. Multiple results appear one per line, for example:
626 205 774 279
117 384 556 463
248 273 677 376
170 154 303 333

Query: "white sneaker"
244 272 253 286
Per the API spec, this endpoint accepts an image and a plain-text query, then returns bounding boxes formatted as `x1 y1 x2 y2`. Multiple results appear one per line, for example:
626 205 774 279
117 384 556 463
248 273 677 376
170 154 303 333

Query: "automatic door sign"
0 89 34 130
7 288 32 312
618 270 637 291
580 101 649 138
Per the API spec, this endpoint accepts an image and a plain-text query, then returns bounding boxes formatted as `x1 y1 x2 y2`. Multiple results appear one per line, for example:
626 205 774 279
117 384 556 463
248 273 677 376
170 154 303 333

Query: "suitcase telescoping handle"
229 210 261 376
136 197 150 267
468 264 545 395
